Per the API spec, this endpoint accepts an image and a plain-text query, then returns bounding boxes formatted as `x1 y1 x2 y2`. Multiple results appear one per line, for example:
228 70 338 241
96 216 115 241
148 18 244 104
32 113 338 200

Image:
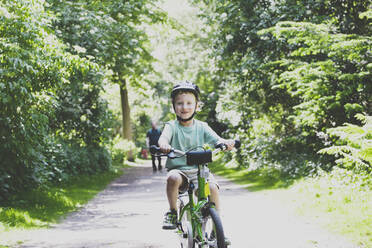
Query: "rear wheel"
202 207 225 248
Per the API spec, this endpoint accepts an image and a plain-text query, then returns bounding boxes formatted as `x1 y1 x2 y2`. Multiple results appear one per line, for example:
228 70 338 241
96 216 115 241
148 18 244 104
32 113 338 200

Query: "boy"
158 81 235 231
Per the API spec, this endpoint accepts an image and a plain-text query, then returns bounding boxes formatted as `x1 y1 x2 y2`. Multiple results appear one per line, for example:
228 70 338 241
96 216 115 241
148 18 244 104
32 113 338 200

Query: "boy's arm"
158 123 172 153
158 136 171 153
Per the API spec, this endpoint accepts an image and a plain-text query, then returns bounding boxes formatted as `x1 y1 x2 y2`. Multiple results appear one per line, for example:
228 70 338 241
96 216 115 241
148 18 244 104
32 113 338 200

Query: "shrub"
110 136 139 163
319 114 372 172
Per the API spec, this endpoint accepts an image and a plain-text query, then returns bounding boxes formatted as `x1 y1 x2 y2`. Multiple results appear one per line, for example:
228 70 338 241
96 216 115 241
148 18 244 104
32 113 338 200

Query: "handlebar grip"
215 139 241 150
150 145 176 159
234 139 241 149
215 143 227 150
150 145 160 154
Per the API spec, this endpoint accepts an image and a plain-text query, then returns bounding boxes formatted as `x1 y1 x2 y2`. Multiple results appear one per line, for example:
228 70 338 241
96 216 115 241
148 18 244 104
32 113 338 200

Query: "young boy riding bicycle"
158 81 235 233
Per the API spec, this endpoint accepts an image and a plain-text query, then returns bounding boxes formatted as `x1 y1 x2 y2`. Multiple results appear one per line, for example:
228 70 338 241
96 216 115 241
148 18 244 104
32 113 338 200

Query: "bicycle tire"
202 207 225 248
178 198 194 248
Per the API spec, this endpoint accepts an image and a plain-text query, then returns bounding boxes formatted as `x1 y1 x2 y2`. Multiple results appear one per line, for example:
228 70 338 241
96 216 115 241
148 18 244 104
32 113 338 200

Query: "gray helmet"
171 81 200 101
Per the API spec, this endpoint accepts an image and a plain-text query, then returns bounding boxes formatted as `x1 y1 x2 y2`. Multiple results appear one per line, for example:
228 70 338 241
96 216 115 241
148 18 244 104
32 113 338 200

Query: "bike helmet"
171 81 200 122
171 81 200 102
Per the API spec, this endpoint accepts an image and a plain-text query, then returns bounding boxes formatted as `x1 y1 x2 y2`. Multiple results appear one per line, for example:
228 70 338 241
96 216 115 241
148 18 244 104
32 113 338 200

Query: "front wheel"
178 198 194 248
202 207 225 248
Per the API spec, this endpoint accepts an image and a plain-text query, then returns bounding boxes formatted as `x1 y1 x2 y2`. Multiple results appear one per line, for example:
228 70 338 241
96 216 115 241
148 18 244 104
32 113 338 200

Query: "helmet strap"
173 105 197 123
176 112 196 122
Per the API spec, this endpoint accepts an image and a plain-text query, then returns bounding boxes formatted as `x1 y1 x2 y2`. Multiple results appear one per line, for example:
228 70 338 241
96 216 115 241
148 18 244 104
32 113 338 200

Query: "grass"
210 155 292 191
209 156 372 248
278 170 372 248
0 165 125 232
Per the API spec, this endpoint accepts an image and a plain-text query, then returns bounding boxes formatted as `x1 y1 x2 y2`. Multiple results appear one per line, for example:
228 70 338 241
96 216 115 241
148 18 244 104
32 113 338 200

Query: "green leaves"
0 0 113 199
319 114 372 170
47 0 165 87
194 0 371 177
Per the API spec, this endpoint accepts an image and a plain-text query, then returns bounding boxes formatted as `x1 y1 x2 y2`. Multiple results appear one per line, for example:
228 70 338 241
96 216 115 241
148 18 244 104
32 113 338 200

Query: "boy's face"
174 92 197 120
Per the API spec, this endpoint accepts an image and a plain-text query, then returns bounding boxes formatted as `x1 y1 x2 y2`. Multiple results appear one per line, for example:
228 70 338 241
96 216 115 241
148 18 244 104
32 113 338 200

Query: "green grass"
210 157 372 248
210 156 292 191
0 168 124 231
277 170 372 248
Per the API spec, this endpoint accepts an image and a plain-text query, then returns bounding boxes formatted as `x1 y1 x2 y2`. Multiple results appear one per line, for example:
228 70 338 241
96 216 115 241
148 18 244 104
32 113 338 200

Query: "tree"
192 0 371 176
0 0 112 198
46 0 166 141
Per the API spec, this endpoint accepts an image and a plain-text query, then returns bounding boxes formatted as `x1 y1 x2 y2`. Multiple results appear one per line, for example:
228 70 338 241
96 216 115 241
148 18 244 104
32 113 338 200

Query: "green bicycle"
151 140 240 248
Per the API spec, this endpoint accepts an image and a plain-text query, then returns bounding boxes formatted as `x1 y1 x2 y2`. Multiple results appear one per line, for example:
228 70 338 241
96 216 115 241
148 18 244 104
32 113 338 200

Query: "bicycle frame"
150 141 240 247
177 162 216 246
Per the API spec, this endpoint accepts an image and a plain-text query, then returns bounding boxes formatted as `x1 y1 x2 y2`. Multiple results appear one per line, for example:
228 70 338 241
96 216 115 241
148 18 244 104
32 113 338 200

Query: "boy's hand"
225 139 235 151
219 139 235 151
159 143 171 153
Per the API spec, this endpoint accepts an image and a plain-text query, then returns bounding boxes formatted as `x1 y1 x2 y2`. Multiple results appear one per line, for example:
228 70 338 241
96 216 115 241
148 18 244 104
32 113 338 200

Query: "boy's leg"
206 172 220 211
166 170 183 210
209 183 220 211
163 170 184 230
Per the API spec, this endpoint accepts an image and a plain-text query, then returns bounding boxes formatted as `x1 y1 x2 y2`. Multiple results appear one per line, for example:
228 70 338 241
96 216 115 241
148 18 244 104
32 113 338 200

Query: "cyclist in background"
158 81 234 230
146 121 162 171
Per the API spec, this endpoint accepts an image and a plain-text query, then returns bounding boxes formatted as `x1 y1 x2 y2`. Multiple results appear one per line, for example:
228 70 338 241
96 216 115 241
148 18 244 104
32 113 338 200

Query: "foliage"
319 114 372 171
46 0 165 86
0 0 168 200
110 135 139 164
192 0 371 177
0 0 112 199
46 0 167 144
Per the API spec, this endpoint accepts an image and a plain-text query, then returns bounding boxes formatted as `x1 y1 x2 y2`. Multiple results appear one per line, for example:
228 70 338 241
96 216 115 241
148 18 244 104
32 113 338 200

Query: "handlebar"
150 140 241 166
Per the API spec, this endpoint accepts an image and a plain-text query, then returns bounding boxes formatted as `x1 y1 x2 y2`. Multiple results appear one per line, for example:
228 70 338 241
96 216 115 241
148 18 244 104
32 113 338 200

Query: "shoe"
162 210 177 230
152 165 157 171
158 165 162 170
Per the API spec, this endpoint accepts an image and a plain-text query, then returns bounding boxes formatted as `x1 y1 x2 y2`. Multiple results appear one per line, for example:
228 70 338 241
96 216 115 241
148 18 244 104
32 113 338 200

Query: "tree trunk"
120 80 134 161
120 80 132 140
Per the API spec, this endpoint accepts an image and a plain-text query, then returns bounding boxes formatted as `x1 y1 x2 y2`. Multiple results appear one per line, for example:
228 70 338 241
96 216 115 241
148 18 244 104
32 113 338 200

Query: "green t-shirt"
160 119 220 170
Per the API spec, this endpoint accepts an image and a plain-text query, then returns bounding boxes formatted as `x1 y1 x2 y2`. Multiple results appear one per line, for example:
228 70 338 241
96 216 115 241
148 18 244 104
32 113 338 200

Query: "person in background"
146 121 162 171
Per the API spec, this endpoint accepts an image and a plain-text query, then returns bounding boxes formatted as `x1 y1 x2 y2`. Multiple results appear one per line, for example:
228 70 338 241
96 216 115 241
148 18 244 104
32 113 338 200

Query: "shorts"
167 168 219 193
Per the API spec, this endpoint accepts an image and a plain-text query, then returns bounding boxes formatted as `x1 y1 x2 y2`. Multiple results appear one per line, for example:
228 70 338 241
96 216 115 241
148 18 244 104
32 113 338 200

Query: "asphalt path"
2 160 359 248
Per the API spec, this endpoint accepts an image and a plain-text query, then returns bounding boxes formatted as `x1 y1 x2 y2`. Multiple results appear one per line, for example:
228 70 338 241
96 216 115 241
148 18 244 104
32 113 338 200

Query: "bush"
319 114 372 172
110 136 139 163
0 0 113 200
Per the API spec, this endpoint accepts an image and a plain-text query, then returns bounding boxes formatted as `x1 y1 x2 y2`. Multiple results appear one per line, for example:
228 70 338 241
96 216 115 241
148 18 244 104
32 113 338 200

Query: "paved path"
2 160 359 248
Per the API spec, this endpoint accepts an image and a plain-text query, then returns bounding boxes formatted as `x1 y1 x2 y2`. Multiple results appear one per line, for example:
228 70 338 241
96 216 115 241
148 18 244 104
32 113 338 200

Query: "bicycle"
150 140 240 248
